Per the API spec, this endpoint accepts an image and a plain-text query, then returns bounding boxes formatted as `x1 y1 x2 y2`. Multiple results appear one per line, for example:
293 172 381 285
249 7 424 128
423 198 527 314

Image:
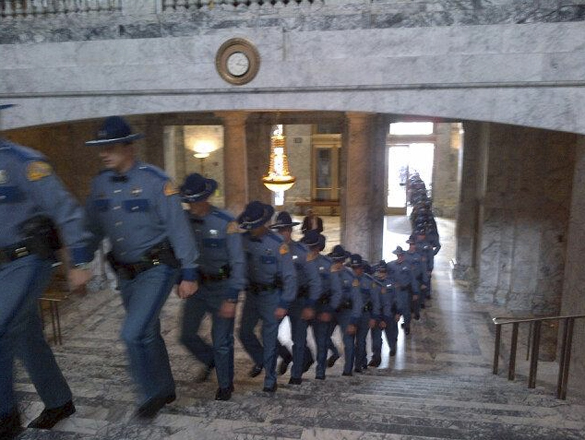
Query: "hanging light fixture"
262 124 296 192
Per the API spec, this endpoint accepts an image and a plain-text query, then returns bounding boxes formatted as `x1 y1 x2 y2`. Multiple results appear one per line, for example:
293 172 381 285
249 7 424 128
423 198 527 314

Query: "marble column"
245 121 273 205
342 112 377 261
216 112 249 216
561 134 585 396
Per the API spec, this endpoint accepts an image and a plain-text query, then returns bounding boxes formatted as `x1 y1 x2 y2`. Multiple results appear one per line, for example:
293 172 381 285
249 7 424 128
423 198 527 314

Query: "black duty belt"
297 285 309 298
338 299 353 310
248 282 279 294
200 272 230 283
107 256 160 281
317 291 331 305
0 242 32 264
363 301 373 312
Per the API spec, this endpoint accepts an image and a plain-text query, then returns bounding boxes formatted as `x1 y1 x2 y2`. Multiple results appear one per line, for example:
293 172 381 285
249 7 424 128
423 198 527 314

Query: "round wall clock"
216 38 260 85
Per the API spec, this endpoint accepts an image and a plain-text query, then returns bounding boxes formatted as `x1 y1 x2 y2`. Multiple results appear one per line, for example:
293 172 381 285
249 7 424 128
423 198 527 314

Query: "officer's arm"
410 269 420 295
433 241 442 256
277 244 297 309
154 179 199 281
349 283 364 325
24 160 93 265
226 221 246 301
304 258 322 307
83 182 106 259
328 270 343 312
372 283 382 321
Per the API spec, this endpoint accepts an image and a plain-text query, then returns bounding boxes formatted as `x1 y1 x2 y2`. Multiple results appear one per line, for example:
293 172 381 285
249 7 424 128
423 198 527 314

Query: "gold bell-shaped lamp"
262 124 296 192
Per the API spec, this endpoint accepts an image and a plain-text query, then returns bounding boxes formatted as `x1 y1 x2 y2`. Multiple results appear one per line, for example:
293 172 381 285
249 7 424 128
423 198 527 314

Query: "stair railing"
492 314 585 399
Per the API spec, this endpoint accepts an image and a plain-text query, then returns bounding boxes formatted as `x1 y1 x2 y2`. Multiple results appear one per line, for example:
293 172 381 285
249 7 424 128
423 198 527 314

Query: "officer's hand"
368 318 376 329
379 321 387 329
319 312 332 322
274 307 287 320
178 280 198 299
421 285 427 290
68 268 92 293
346 324 357 335
413 294 419 301
301 307 315 321
218 300 237 319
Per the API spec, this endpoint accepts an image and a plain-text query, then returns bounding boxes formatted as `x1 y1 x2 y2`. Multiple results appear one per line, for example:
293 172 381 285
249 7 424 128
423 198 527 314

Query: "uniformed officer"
237 201 297 393
373 261 399 361
178 173 245 401
328 246 363 376
0 104 94 439
406 236 429 317
387 246 418 335
301 231 341 380
270 211 321 385
84 116 199 418
350 256 381 373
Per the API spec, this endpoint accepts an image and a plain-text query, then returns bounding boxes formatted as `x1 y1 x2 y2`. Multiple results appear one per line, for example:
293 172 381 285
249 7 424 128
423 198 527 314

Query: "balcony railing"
0 0 122 17
492 313 585 400
0 0 319 18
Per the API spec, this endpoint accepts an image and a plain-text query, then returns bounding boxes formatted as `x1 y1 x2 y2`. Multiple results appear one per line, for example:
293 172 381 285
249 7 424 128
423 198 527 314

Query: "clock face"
227 52 250 77
216 38 260 85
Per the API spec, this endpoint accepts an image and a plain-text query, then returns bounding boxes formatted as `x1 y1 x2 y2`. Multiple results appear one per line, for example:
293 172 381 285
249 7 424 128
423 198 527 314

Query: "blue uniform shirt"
315 254 343 313
331 267 363 325
85 161 198 281
405 250 429 288
242 230 297 309
188 207 246 300
377 275 398 323
0 140 91 264
289 240 321 307
362 273 382 319
387 259 419 295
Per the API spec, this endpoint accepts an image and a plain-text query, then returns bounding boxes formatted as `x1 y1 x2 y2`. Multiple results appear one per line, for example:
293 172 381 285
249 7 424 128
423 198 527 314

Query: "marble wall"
432 123 461 219
473 124 576 316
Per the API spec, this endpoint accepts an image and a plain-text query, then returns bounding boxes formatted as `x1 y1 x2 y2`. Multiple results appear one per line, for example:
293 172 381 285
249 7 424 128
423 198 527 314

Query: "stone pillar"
453 121 489 281
246 121 273 205
342 112 376 260
561 134 585 395
369 114 389 264
217 112 249 216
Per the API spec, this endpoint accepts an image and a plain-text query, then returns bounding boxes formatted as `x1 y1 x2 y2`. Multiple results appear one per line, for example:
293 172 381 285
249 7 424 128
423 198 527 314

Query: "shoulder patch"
164 181 179 196
27 161 52 181
5 142 45 162
226 221 239 234
279 243 289 255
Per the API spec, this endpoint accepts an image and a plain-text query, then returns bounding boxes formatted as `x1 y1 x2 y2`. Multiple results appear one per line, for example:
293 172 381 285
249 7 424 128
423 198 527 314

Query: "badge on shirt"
210 229 218 237
26 161 52 181
279 243 289 255
163 181 179 196
0 170 8 184
352 279 359 287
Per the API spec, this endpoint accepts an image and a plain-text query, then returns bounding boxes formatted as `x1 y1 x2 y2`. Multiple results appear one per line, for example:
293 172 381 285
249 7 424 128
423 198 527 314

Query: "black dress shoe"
195 364 214 383
215 387 232 401
341 372 352 377
278 358 291 375
368 356 381 368
288 377 302 385
414 313 420 320
28 400 76 429
135 396 169 419
354 368 363 374
404 326 411 335
315 374 325 380
327 354 340 368
248 364 263 378
165 392 177 404
1 408 23 439
420 303 426 309
262 383 278 393
389 348 397 357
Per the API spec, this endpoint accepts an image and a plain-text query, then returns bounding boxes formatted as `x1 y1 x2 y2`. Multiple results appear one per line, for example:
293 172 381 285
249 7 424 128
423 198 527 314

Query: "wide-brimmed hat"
392 246 406 255
85 116 144 146
328 244 349 261
237 201 275 230
301 230 322 247
269 211 300 229
349 253 364 267
180 173 218 203
375 260 387 272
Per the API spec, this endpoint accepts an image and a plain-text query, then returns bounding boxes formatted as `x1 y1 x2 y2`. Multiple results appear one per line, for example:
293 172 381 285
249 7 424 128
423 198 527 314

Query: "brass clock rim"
216 38 260 86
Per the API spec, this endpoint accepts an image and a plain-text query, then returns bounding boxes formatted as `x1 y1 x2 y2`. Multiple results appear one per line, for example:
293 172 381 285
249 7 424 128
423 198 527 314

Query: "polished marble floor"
12 216 585 439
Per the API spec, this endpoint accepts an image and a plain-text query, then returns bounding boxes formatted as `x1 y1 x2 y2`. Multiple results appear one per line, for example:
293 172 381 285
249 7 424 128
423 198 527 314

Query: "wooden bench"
295 200 340 216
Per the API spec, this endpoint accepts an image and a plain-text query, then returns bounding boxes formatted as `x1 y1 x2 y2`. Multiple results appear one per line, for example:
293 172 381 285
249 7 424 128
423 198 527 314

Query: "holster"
107 239 179 280
19 215 62 260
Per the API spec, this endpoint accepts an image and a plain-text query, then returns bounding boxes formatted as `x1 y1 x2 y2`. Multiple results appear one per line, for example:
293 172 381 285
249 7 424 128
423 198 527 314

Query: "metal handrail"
492 314 585 400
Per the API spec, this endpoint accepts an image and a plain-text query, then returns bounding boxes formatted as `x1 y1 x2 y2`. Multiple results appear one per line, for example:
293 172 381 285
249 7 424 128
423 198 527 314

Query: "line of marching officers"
0 114 440 439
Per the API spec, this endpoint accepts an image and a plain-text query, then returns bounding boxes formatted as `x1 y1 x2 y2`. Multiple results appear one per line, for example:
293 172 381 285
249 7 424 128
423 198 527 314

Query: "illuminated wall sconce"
262 125 296 192
193 140 217 173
